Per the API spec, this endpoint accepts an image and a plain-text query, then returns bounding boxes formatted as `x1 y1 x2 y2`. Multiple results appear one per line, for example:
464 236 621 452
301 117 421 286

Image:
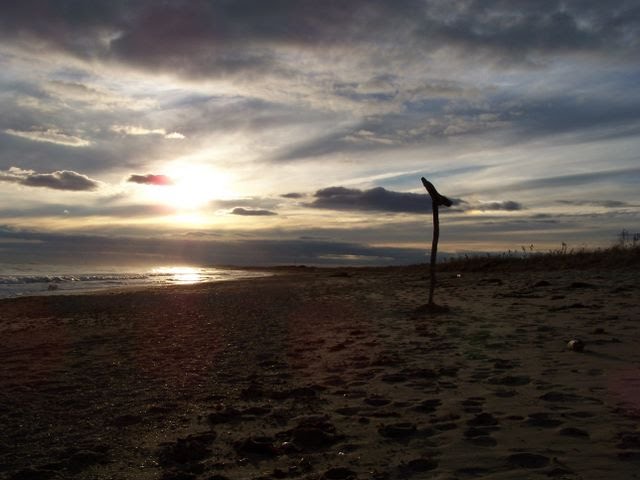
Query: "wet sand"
1 263 639 479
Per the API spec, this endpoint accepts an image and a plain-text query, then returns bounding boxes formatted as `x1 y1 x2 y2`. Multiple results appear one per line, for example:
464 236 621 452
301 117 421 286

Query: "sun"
142 164 235 210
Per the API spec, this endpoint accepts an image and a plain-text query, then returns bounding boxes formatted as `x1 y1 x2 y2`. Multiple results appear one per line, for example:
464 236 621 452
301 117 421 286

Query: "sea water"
0 264 269 299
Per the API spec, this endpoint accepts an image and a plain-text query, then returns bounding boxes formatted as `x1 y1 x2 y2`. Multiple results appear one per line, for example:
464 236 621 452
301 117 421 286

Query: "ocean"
0 264 269 299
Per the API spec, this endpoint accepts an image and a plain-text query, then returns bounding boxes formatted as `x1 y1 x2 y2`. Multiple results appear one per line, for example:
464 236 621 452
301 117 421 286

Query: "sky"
1 0 639 266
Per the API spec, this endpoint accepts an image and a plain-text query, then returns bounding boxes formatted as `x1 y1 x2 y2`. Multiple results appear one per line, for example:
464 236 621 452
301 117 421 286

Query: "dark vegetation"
437 243 640 273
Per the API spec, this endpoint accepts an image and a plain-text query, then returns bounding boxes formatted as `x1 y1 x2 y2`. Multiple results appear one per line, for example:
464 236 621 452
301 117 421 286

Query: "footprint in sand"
468 435 498 447
287 416 343 451
158 432 216 468
234 435 281 457
461 396 485 413
322 467 357 479
380 372 408 383
406 457 438 471
524 412 563 428
413 398 441 413
378 422 418 438
364 395 392 407
558 426 590 438
507 452 550 469
464 412 500 447
467 412 499 427
539 391 603 405
616 432 640 461
487 374 531 386
494 389 518 397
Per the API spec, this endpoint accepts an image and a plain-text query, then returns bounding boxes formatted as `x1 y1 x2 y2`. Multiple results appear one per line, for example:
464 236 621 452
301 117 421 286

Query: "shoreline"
1 264 639 479
0 267 274 301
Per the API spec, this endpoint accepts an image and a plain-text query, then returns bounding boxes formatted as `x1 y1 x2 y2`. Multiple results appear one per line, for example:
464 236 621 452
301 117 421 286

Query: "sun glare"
142 164 235 210
151 266 203 284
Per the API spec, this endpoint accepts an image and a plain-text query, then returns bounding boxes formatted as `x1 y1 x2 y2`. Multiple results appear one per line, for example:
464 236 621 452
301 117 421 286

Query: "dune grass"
437 244 640 272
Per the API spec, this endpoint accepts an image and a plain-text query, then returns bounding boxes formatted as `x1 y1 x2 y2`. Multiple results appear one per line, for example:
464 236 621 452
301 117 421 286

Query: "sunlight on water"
0 264 269 298
150 266 205 284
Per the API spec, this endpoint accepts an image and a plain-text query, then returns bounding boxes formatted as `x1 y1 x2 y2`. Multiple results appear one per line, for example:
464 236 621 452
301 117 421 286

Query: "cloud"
127 174 174 186
468 200 523 211
556 199 632 208
272 110 511 162
507 167 640 192
0 226 426 266
111 125 185 139
44 81 156 111
0 202 175 218
305 185 525 214
4 128 90 147
209 197 281 211
1 1 638 81
230 207 277 216
0 167 101 191
111 125 166 136
281 192 304 199
164 132 186 140
307 186 437 213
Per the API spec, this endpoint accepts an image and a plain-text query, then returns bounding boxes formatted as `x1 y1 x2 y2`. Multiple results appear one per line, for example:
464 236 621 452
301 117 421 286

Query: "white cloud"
111 125 185 139
111 125 166 136
0 167 101 191
4 128 90 147
45 81 157 111
165 131 186 140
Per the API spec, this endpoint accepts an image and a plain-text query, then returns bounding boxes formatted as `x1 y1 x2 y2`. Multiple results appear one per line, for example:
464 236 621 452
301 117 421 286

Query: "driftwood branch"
421 177 452 305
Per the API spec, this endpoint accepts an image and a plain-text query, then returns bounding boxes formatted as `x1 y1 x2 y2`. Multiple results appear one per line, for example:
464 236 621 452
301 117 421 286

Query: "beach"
1 262 639 480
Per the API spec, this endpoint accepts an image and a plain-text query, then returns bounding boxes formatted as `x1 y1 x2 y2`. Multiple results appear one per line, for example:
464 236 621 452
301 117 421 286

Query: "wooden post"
421 177 452 306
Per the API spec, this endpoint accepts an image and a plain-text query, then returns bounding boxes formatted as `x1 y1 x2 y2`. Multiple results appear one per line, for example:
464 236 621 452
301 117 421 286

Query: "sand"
1 263 639 479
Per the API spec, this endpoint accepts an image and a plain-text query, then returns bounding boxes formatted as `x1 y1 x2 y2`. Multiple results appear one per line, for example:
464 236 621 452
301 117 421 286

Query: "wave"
0 266 268 299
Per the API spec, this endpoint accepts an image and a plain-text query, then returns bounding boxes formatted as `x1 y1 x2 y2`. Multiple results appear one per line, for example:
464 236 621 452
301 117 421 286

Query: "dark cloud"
272 108 510 162
1 1 638 79
0 203 175 219
230 207 277 216
307 186 436 214
210 197 281 211
468 201 523 211
0 167 101 191
276 87 640 161
0 225 425 266
556 199 631 208
510 167 640 191
510 95 640 138
127 174 173 186
281 192 304 199
306 185 522 214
